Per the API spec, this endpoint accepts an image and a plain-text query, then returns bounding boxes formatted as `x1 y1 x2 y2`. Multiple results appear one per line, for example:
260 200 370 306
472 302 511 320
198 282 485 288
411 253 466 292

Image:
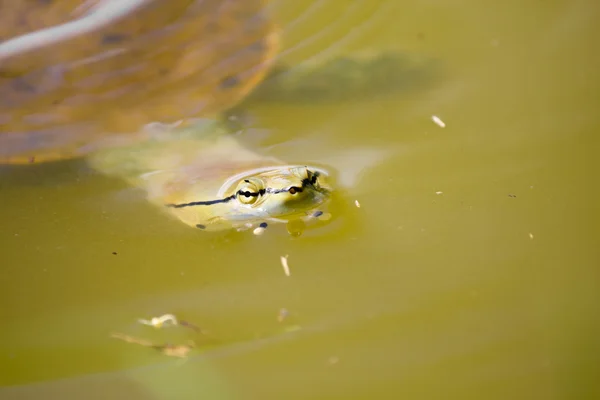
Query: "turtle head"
165 165 333 232
231 166 332 218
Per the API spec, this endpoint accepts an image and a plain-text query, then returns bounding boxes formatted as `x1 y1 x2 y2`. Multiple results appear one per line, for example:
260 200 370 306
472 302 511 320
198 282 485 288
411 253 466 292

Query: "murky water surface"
1 1 599 399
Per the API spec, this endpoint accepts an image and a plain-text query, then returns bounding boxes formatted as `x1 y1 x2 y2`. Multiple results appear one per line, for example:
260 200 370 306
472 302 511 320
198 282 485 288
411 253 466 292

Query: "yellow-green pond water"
0 0 599 399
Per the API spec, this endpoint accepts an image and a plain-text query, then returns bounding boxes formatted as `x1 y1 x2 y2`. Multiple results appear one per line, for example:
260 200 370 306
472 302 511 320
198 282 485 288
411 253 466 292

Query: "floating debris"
277 308 289 322
311 210 332 221
253 226 266 235
435 191 443 195
137 314 200 332
508 194 517 198
528 233 534 240
354 199 361 208
431 115 446 128
110 332 195 358
280 255 291 276
138 314 178 328
160 343 195 358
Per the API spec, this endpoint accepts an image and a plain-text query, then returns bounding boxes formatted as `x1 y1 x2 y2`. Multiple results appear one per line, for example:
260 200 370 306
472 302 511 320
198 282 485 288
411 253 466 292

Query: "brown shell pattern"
0 0 279 164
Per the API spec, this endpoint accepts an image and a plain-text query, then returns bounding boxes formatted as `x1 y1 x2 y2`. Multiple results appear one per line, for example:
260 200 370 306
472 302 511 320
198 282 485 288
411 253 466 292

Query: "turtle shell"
0 0 279 164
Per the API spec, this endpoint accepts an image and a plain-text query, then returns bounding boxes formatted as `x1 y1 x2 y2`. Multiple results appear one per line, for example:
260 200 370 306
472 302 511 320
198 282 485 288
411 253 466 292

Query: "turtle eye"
236 179 265 205
238 190 258 204
288 186 302 195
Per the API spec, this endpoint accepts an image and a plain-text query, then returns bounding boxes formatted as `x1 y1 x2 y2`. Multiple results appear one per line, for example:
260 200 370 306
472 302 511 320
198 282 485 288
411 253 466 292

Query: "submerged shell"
0 0 278 164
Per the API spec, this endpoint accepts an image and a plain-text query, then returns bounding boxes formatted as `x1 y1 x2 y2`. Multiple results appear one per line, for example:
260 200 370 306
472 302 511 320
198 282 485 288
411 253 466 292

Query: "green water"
1 0 599 399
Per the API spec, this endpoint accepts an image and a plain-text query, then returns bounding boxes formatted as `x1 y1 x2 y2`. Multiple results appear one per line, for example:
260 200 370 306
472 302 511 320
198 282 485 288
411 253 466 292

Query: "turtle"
0 0 433 233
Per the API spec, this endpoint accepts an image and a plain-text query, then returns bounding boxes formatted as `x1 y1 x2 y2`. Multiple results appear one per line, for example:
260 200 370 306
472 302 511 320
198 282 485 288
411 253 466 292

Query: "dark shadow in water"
238 50 443 105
